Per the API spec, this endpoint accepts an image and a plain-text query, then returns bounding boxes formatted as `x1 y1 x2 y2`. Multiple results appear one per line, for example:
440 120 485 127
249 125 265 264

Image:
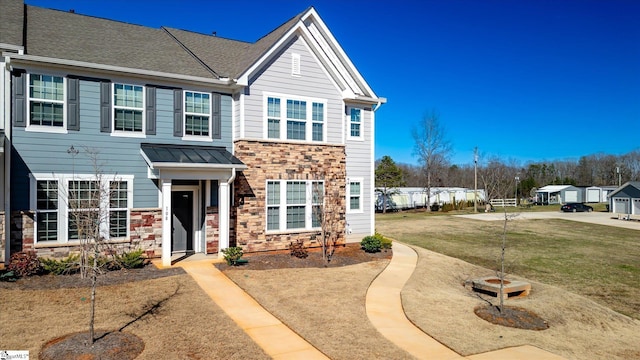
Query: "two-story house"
1 0 385 267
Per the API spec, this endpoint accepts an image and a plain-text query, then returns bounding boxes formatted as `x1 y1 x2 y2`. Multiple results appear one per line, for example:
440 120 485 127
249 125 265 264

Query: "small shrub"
221 247 244 266
0 270 18 282
289 240 309 259
40 254 81 275
430 203 440 212
361 235 382 253
8 251 42 277
115 249 146 269
380 236 393 250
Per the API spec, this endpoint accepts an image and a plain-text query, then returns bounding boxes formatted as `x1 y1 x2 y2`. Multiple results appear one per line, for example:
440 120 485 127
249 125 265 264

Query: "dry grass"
403 247 640 359
376 212 640 319
0 274 269 359
224 259 414 360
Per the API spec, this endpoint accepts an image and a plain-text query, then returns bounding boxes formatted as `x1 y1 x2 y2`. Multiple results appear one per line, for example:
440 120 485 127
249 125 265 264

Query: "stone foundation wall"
233 140 346 252
206 207 219 254
8 209 166 259
129 208 163 257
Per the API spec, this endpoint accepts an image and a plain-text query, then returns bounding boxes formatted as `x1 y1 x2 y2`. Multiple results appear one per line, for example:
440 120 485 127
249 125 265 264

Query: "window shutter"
100 81 112 133
67 77 80 131
12 71 27 127
146 86 156 135
173 89 183 137
212 93 221 139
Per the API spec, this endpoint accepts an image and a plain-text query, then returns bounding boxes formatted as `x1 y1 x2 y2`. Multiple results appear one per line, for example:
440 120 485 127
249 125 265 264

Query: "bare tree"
312 173 344 264
65 147 122 344
412 110 452 210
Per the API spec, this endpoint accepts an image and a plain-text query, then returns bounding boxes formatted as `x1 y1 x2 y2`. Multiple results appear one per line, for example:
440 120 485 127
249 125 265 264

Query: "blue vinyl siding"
11 79 233 211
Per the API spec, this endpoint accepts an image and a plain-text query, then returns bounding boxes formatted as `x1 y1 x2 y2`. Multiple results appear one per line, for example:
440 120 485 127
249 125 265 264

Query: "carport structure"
608 181 640 219
536 185 582 205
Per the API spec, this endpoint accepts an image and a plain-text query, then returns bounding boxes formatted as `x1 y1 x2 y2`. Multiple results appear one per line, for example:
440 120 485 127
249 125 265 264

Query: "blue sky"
26 0 640 166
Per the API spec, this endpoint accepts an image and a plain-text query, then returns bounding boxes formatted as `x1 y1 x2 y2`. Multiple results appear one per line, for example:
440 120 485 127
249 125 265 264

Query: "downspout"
369 99 383 237
4 56 12 265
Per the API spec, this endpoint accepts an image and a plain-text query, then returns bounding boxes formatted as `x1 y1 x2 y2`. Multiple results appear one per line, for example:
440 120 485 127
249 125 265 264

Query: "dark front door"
172 191 193 253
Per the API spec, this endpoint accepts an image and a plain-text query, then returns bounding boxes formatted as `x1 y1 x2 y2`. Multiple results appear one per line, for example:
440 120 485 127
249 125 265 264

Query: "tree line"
376 110 640 202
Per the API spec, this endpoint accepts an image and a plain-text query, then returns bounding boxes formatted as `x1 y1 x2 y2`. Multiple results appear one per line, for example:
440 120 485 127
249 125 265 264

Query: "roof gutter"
4 53 236 87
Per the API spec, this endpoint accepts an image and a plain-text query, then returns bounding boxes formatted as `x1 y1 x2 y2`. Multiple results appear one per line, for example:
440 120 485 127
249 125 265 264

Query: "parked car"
560 203 593 212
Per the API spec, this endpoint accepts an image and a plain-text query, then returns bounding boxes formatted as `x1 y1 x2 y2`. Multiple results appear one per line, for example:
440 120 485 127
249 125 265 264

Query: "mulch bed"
474 305 549 330
0 265 185 290
215 243 392 271
39 330 144 360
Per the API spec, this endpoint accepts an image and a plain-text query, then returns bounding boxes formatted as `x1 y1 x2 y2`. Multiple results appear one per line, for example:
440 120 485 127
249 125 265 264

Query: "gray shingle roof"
11 2 310 81
0 0 24 47
24 6 215 78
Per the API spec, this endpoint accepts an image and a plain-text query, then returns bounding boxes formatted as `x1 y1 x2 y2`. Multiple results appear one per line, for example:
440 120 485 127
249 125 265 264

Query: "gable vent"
292 53 301 76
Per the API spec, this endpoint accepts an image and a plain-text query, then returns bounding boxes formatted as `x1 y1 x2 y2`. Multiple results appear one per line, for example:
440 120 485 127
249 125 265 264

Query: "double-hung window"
68 180 100 241
32 174 133 244
264 94 326 142
286 100 306 140
347 179 363 213
113 83 144 133
312 103 324 141
109 181 129 238
266 180 324 232
348 107 362 140
267 97 281 139
184 91 211 138
29 74 65 128
36 180 59 242
266 181 281 231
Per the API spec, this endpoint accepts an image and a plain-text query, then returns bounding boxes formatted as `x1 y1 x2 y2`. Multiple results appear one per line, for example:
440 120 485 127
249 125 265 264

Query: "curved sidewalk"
366 242 566 360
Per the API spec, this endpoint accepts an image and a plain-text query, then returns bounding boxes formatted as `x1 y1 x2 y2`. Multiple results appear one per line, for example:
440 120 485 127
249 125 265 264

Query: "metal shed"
536 185 583 204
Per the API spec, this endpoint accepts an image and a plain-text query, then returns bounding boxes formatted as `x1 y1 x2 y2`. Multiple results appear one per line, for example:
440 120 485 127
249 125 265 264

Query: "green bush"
115 249 146 269
380 236 393 250
40 254 81 275
221 247 244 266
361 235 382 253
0 270 18 282
8 251 42 277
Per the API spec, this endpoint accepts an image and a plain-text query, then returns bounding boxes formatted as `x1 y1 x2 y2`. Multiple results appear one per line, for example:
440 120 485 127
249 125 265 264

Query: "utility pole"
616 167 621 187
474 147 478 213
515 176 520 206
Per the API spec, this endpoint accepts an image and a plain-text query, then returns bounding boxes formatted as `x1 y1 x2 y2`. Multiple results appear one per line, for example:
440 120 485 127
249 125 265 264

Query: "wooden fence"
489 198 517 207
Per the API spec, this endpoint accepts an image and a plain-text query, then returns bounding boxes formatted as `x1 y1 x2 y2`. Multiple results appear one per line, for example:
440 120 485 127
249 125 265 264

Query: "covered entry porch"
140 143 246 267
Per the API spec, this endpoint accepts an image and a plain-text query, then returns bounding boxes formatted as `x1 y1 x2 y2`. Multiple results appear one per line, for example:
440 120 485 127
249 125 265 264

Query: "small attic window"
291 53 301 76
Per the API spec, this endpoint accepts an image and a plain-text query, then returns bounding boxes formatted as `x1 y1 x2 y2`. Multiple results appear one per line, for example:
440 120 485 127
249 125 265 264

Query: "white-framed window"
30 174 133 244
312 102 324 142
35 180 59 242
267 97 281 139
347 178 363 213
264 93 326 142
265 180 324 232
113 83 144 134
28 74 65 129
348 107 363 140
184 90 211 139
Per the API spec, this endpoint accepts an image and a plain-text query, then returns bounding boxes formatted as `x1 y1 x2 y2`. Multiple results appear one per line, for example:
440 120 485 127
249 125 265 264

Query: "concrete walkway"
368 242 566 360
160 245 566 359
176 259 329 360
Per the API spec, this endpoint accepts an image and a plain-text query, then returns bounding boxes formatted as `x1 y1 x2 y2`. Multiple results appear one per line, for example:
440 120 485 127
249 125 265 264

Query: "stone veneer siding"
233 140 346 252
8 207 221 259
